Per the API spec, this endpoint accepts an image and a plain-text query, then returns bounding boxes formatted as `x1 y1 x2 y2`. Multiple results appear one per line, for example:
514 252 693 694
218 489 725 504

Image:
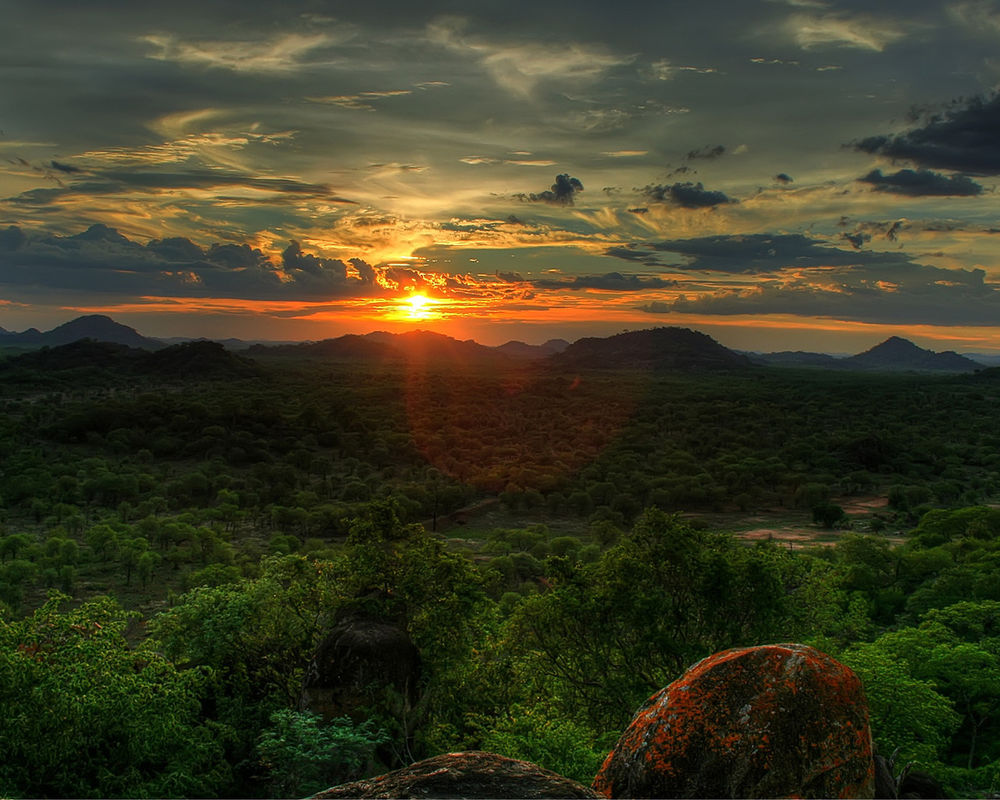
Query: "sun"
401 293 438 320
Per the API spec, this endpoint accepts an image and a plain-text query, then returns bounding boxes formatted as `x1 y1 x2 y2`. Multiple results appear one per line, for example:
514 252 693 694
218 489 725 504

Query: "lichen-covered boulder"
311 751 600 799
593 643 875 799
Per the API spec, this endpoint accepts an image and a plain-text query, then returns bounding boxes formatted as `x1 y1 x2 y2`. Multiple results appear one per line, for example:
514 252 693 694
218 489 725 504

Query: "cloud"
774 173 794 184
608 233 907 273
140 32 338 72
0 226 27 251
76 127 296 169
686 145 726 160
305 90 412 111
841 231 869 250
0 224 386 301
646 59 720 80
641 182 734 208
858 168 983 196
427 17 631 97
853 93 1000 175
603 150 648 158
50 161 82 174
638 262 1000 326
783 12 910 51
531 272 678 291
949 1 1000 35
840 218 909 244
516 173 584 206
7 169 356 206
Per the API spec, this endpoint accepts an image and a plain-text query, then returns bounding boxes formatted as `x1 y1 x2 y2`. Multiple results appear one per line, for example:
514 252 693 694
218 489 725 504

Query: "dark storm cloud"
641 182 733 208
0 224 385 300
0 226 27 251
532 271 678 291
686 144 726 160
858 168 983 196
282 241 347 280
843 219 909 244
608 233 899 273
638 262 1000 326
842 231 869 250
50 161 82 174
774 173 794 184
853 93 1000 175
516 174 584 206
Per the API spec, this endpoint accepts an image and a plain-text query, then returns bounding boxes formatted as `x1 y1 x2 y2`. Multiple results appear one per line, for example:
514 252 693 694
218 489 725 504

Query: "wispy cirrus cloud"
427 16 632 97
783 12 911 51
140 31 342 72
306 89 413 111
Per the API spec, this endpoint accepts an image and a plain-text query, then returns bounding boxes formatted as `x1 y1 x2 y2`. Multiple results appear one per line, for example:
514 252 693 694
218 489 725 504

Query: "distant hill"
844 336 982 372
252 330 510 366
751 351 843 368
362 330 508 366
0 315 163 350
754 337 984 373
140 340 259 378
494 339 570 360
248 335 399 361
0 339 140 372
550 327 752 370
0 339 258 380
967 353 1000 367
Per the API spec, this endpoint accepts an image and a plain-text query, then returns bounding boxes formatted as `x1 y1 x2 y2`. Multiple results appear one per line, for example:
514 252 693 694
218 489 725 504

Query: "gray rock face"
311 751 600 799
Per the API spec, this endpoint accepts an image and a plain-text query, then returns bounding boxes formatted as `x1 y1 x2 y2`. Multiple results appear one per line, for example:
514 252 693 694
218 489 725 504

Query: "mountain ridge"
0 314 163 350
753 336 982 372
0 315 991 373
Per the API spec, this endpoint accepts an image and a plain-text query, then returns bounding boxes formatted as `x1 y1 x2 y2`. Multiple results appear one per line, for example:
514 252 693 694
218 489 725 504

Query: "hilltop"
844 335 982 372
551 327 753 370
754 335 983 373
0 315 163 350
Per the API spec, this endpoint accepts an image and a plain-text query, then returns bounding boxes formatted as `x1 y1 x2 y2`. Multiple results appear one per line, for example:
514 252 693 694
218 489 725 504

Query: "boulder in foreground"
311 751 600 799
593 643 874 799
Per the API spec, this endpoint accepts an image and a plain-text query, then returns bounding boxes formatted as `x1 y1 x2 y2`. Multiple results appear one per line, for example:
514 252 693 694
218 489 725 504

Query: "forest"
2 339 1000 798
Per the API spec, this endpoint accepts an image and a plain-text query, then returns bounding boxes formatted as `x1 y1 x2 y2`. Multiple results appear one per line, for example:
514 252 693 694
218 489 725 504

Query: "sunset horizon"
3 0 1000 352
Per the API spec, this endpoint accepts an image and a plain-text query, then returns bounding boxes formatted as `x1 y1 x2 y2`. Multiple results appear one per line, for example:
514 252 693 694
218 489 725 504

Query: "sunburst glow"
403 293 436 320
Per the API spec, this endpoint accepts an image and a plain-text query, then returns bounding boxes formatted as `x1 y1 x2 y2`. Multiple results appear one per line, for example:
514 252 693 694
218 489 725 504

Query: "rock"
311 751 601 799
300 615 420 723
593 643 875 799
898 769 947 799
874 753 898 798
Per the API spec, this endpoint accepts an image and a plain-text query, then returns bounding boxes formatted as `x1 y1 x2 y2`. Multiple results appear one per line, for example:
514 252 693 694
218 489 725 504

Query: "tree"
813 503 846 529
506 510 813 731
0 533 32 564
0 594 228 798
256 709 386 797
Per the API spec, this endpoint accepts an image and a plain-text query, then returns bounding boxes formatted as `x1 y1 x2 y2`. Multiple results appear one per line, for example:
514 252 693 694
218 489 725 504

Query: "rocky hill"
551 327 752 370
0 314 163 350
0 338 257 380
844 335 981 372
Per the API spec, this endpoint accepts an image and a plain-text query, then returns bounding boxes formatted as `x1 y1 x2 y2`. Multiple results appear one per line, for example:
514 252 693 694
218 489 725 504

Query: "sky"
2 0 1000 352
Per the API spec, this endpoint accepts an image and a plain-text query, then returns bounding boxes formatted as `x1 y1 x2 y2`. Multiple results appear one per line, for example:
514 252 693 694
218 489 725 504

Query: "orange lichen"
593 644 875 799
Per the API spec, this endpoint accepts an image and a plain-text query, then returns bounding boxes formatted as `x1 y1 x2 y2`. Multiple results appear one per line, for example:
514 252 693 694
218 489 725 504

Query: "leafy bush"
256 709 387 798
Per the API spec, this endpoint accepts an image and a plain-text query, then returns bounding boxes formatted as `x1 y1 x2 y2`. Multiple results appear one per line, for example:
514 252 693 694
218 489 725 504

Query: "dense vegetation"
2 350 1000 797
